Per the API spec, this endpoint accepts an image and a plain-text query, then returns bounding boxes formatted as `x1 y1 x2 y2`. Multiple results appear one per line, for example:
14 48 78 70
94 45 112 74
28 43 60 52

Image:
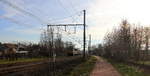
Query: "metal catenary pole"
47 10 86 58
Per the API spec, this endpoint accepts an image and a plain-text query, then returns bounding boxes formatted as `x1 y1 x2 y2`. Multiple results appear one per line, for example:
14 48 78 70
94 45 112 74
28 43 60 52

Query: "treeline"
0 27 77 60
20 28 76 57
94 20 150 62
39 27 77 57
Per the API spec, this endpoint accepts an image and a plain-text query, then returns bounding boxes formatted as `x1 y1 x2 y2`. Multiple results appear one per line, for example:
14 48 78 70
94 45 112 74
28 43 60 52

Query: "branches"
103 20 150 62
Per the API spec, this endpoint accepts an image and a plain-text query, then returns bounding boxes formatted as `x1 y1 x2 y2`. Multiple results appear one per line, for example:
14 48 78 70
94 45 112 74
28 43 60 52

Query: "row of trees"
39 27 76 57
0 27 76 59
94 20 150 62
103 20 150 62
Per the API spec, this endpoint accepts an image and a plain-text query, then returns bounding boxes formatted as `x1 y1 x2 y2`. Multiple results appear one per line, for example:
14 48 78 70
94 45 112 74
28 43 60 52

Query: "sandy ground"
90 56 122 76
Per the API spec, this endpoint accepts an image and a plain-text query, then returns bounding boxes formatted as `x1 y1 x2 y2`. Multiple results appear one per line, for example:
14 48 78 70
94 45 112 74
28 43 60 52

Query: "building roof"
16 51 28 54
3 43 17 48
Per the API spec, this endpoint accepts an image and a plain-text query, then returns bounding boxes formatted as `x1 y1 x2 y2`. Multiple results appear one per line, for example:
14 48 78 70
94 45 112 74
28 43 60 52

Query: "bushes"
108 59 149 76
103 20 150 62
68 56 97 76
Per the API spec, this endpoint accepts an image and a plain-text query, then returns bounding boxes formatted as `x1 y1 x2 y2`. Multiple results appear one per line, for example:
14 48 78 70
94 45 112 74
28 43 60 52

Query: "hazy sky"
0 0 150 46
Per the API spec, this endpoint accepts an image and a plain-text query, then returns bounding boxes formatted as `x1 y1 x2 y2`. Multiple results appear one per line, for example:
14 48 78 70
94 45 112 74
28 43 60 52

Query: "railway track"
0 56 81 76
0 60 50 75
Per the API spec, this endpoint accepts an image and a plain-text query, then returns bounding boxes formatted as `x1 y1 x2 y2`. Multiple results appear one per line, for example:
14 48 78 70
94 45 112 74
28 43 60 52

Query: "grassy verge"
137 61 150 66
67 56 97 76
0 58 46 64
108 59 149 76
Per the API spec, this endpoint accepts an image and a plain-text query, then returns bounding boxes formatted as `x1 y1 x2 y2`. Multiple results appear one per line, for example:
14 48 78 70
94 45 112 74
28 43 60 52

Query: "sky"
0 0 150 46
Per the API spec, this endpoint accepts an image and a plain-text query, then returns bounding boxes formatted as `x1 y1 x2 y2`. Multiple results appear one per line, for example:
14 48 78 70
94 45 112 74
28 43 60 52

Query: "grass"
137 61 150 66
67 56 97 76
108 59 149 76
0 58 46 64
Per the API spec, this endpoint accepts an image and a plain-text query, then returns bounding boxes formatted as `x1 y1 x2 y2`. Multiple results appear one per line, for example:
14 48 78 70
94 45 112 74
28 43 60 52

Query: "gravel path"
90 56 122 76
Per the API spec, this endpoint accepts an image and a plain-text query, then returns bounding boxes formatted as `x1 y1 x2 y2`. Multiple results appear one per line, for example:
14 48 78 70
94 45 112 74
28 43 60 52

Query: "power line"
59 28 81 40
67 0 78 12
56 28 83 49
0 16 35 26
0 0 47 24
56 0 77 22
56 0 72 14
55 24 84 43
49 11 82 23
47 10 86 59
56 30 82 46
59 28 82 39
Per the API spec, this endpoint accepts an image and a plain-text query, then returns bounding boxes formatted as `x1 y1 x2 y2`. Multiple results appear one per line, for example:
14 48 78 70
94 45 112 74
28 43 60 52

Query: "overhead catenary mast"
47 10 86 58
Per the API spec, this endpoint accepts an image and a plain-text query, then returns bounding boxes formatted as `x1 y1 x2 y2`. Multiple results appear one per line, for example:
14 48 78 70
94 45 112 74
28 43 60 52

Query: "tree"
103 20 132 61
143 27 150 60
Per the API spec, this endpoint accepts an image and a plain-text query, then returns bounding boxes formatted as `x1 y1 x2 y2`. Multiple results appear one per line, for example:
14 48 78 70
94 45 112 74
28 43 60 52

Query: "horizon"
0 0 150 46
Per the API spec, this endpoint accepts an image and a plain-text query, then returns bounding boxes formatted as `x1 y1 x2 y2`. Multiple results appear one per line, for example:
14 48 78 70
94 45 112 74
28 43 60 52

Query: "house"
16 44 29 58
0 43 29 59
3 43 17 54
16 51 28 58
73 48 81 56
0 44 5 56
66 48 81 56
140 44 150 60
0 43 18 59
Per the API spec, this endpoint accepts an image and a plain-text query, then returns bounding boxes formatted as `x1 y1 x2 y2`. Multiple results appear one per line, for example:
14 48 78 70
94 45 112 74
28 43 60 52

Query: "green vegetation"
0 58 46 64
137 61 150 66
67 56 97 76
109 60 149 76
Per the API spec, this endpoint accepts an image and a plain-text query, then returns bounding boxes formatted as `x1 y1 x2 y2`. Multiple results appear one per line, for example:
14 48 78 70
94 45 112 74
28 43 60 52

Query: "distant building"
2 43 18 54
0 43 17 59
16 44 29 58
73 48 81 56
0 43 29 58
66 48 81 56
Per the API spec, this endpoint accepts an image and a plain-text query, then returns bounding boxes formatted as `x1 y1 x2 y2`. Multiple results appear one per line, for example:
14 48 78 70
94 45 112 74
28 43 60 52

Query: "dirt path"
90 56 122 76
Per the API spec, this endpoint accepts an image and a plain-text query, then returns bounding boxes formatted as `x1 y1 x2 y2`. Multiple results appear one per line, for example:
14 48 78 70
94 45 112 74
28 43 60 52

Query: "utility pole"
46 10 87 76
83 10 86 58
47 26 55 76
88 34 91 55
47 10 86 59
